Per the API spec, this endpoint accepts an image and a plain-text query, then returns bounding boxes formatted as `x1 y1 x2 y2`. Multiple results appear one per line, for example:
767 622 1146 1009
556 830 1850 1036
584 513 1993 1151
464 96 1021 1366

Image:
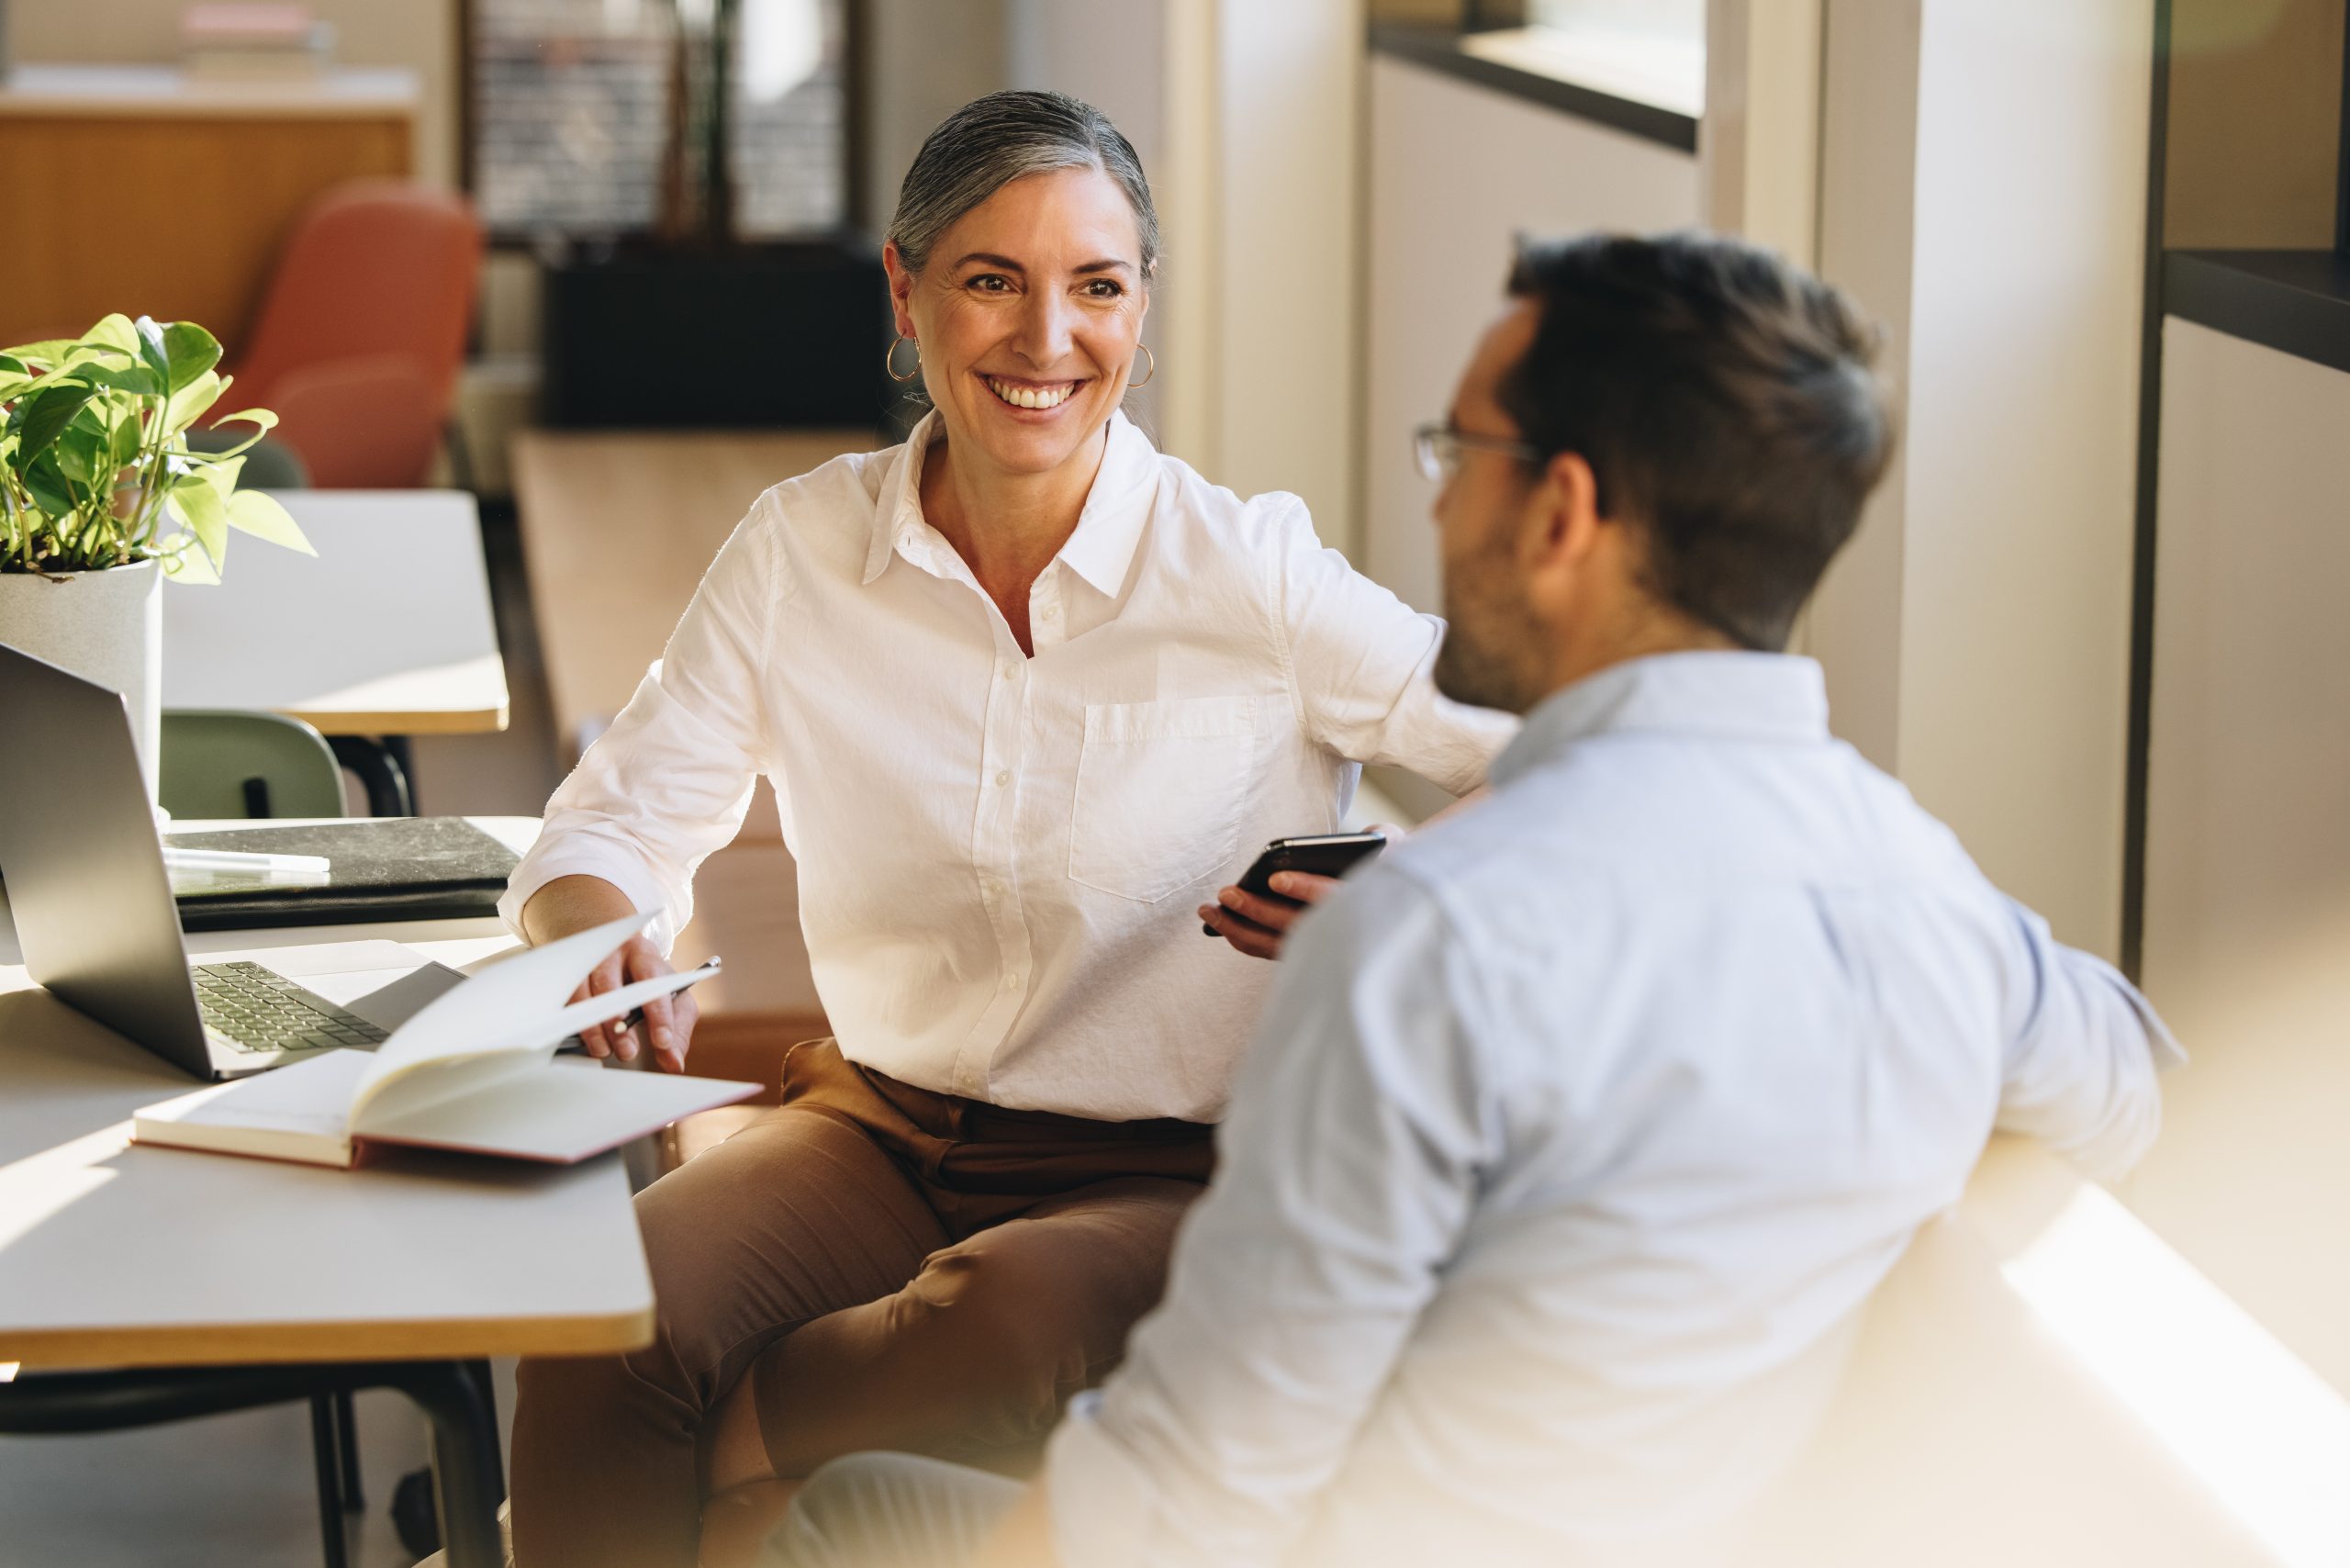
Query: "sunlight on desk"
0 1126 125 1250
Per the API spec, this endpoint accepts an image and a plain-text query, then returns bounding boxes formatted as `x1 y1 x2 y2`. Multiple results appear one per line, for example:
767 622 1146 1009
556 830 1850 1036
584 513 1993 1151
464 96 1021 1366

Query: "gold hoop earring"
1127 343 1156 388
885 335 922 384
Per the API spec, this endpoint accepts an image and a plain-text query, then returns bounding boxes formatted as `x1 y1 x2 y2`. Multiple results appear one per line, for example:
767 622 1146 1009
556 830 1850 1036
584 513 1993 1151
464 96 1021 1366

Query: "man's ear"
882 241 919 340
1523 450 1605 577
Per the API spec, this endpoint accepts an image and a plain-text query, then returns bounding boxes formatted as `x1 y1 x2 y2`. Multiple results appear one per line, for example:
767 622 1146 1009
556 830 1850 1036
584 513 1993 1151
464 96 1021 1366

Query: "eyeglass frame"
1412 420 1615 516
1411 420 1547 485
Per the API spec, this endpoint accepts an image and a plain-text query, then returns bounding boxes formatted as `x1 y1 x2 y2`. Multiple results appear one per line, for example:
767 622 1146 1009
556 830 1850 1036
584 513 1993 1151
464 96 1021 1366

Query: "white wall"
1361 54 1701 610
2122 319 2350 1398
982 0 1362 539
867 0 1011 222
1202 0 1363 541
1701 0 1823 263
1004 0 1169 437
1809 0 2153 959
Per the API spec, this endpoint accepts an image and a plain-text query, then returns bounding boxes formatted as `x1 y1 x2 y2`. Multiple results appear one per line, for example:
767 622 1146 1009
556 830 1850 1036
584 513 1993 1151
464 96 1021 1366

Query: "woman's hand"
572 933 700 1072
1199 823 1406 961
1199 871 1339 959
520 874 701 1072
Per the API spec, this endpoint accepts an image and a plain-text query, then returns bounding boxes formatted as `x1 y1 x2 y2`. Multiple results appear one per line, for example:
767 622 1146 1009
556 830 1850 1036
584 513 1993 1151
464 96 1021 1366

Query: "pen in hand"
565 957 722 1069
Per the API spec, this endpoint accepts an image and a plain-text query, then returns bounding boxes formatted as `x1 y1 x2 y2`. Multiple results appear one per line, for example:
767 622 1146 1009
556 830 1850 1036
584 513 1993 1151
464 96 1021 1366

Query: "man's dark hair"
1500 232 1893 652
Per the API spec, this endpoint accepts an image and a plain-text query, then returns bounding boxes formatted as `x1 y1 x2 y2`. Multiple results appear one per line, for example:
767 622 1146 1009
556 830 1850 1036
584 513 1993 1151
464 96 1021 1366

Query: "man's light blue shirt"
1047 651 2180 1567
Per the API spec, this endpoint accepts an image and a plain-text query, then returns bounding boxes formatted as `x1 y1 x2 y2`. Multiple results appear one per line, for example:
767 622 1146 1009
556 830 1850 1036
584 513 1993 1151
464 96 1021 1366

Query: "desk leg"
334 1389 364 1508
309 1394 352 1568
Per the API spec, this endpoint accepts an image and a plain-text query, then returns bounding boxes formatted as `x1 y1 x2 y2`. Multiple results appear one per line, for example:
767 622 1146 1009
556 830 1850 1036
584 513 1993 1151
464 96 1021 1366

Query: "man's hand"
520 873 700 1072
1199 870 1340 960
572 932 699 1072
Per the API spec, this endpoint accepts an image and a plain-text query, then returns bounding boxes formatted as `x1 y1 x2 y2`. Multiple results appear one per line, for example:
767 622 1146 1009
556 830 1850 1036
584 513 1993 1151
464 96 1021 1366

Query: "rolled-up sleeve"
1045 872 1492 1566
499 501 788 954
1269 498 1516 796
1996 898 2186 1180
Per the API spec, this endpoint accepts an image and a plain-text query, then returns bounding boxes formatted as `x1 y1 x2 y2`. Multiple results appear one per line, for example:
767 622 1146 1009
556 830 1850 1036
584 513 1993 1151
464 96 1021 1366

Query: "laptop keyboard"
193 961 391 1055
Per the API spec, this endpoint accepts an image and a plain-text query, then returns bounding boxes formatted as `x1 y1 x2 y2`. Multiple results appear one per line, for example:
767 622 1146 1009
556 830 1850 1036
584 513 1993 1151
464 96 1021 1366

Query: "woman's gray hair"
889 89 1159 277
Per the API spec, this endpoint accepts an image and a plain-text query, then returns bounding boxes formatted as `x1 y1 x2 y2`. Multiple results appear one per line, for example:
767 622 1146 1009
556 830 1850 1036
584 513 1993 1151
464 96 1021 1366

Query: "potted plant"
0 313 311 800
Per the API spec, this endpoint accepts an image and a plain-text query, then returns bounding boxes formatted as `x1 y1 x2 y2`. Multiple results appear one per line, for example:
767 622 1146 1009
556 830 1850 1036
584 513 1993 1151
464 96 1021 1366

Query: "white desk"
162 490 509 738
0 821 640 1568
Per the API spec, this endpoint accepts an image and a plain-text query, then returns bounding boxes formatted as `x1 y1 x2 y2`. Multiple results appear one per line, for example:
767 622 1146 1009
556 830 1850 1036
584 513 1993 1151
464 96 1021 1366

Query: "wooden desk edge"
288 703 511 737
2 1302 655 1372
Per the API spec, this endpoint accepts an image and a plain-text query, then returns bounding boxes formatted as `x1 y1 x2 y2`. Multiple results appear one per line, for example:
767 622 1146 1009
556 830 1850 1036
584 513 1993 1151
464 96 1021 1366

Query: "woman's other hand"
519 874 701 1071
1197 823 1405 961
1199 870 1340 959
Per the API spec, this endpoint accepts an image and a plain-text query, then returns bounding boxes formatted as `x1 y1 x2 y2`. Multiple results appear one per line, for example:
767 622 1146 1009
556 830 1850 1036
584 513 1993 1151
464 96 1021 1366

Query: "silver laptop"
0 640 456 1080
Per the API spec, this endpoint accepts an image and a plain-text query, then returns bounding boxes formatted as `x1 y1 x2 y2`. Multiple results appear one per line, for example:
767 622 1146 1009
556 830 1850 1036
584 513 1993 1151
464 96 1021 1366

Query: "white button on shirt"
499 411 1516 1122
1045 652 2181 1565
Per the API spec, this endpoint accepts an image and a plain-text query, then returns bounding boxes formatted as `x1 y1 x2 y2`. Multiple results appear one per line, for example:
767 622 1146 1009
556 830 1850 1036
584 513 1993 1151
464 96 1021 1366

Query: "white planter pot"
0 559 164 801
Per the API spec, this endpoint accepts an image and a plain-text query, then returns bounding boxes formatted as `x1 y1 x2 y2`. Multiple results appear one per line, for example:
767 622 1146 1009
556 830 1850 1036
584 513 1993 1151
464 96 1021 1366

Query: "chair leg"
328 735 414 816
310 1394 352 1568
334 1389 364 1510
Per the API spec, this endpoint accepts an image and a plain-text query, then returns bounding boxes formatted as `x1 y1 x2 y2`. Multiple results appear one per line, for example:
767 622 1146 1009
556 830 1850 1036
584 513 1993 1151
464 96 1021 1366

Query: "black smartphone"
1202 832 1388 935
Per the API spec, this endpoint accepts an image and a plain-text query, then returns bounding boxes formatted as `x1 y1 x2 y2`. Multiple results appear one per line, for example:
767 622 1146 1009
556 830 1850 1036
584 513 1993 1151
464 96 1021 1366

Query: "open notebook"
134 913 759 1168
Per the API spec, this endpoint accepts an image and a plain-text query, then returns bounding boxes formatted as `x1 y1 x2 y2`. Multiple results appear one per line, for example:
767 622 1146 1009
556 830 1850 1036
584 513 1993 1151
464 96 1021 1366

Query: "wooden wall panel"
0 115 410 348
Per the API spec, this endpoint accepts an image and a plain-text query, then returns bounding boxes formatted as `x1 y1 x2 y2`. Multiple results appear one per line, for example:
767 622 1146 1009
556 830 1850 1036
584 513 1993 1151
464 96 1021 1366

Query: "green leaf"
159 323 222 394
0 354 25 376
3 340 78 368
191 453 245 498
162 370 224 437
209 407 280 436
71 362 163 397
11 384 97 464
50 421 108 487
162 539 221 586
109 414 145 470
225 487 314 555
85 315 141 356
134 316 172 384
191 408 280 465
20 453 76 516
168 482 230 570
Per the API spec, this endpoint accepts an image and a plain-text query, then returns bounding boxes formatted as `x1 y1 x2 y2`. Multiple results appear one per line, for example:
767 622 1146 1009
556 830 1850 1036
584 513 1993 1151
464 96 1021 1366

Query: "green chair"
160 710 345 819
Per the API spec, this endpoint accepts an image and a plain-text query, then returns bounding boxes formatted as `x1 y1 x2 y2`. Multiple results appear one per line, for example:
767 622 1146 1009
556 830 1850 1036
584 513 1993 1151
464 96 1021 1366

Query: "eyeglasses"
1412 421 1545 484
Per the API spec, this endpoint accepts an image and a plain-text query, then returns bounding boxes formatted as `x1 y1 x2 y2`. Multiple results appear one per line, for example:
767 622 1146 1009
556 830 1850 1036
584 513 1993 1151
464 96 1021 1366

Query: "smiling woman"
498 87 1518 1568
879 95 1159 646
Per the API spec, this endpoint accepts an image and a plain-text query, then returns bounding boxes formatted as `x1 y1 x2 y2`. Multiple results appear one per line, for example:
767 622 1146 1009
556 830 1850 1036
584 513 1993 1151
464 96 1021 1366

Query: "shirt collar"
1491 651 1832 788
862 409 1158 596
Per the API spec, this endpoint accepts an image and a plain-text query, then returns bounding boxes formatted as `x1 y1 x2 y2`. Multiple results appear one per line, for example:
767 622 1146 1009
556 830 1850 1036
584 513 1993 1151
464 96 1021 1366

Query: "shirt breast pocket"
1069 694 1273 904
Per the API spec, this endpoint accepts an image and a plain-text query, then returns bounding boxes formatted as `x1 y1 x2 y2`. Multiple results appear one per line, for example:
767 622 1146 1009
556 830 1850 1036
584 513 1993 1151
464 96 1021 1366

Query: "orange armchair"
229 181 484 488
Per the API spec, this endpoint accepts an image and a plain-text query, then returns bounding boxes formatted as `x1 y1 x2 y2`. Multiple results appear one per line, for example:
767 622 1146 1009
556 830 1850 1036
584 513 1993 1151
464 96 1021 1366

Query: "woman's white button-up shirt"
499 411 1516 1122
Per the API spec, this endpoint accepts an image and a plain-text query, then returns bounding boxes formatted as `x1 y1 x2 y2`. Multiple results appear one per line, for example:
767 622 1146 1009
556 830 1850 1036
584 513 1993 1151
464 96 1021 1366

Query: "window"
1465 0 1706 118
467 0 848 241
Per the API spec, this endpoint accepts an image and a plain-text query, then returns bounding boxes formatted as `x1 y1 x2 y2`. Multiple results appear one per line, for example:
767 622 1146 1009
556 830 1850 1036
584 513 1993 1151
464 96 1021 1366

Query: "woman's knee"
884 1213 1178 1441
900 1248 1092 1430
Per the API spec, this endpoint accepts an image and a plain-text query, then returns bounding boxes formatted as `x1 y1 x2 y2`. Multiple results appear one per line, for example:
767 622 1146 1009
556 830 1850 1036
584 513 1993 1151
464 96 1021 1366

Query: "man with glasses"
763 232 2180 1567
